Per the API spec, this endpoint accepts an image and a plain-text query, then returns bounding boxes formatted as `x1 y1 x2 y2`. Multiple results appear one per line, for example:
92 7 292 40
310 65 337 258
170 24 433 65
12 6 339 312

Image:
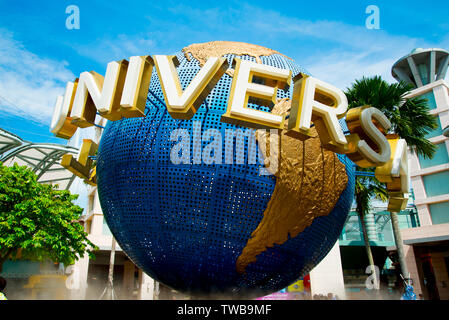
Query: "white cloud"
62 3 448 92
138 3 443 89
305 51 399 90
230 5 427 89
0 29 75 124
250 5 449 89
1 4 447 127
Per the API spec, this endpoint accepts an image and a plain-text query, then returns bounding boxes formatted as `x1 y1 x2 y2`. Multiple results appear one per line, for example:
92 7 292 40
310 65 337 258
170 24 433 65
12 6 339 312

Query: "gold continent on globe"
183 41 291 76
181 41 349 274
92 40 355 297
237 98 348 274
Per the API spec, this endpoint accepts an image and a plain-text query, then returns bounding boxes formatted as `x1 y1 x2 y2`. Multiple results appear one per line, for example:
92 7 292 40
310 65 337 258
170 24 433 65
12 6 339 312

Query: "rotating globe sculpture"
96 41 355 297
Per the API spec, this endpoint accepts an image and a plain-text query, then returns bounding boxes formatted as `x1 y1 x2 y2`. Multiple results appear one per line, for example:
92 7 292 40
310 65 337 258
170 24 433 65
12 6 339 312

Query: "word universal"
50 53 410 212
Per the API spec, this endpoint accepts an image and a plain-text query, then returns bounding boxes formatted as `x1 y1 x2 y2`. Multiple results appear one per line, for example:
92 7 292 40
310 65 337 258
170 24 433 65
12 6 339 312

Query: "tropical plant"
0 161 97 273
345 76 437 158
354 168 388 287
345 76 437 283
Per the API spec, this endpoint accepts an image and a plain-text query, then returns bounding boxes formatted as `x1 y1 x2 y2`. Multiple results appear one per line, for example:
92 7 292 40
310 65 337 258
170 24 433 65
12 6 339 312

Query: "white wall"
309 240 346 299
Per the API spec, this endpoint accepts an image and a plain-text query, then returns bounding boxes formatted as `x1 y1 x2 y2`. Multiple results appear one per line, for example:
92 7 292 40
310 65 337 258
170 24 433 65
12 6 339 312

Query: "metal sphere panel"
97 50 355 296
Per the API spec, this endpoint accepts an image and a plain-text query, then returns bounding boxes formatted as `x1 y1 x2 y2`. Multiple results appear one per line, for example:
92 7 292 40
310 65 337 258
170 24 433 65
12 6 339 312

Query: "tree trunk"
390 211 409 280
100 237 117 300
108 237 116 287
360 213 379 289
106 237 117 299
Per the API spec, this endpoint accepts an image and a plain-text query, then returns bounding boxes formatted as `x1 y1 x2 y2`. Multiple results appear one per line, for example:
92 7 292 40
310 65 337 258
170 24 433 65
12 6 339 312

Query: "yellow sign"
287 280 304 292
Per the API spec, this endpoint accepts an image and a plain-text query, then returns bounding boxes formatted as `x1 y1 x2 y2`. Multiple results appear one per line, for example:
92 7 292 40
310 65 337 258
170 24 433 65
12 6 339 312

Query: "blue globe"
97 42 355 297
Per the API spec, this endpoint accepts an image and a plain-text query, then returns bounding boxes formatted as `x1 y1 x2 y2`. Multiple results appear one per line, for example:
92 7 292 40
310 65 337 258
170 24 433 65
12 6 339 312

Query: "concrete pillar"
433 85 449 110
416 204 433 227
430 252 449 300
138 270 156 300
309 241 346 300
403 244 423 296
92 191 102 214
123 260 135 299
90 214 104 236
68 254 90 299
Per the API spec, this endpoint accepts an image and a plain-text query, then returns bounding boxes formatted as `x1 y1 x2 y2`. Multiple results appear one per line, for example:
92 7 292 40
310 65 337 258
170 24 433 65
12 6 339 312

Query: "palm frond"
354 167 388 217
345 76 437 159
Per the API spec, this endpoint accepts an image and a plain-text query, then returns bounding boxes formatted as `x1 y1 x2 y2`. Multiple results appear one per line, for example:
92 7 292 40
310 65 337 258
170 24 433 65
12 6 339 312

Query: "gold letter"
288 73 348 152
154 55 228 119
61 139 97 180
50 79 79 139
221 58 291 129
345 106 392 167
375 136 409 212
71 60 129 127
120 56 154 117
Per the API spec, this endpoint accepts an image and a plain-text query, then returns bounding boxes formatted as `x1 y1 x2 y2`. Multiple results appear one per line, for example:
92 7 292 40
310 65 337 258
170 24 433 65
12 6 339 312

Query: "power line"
0 124 54 139
0 94 58 142
0 94 51 126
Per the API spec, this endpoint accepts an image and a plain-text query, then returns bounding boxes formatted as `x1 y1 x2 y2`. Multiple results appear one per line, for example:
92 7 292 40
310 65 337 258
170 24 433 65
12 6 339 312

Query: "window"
418 64 429 85
425 116 443 139
102 218 112 236
420 91 437 110
419 143 449 169
423 170 449 197
428 201 449 225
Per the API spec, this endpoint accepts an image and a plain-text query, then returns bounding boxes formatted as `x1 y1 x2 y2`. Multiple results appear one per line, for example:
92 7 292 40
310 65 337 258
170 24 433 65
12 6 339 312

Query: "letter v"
154 55 228 119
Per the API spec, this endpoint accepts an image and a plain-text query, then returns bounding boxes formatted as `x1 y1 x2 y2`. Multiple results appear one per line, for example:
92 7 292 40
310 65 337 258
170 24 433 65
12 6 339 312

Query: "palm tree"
345 76 437 284
354 168 388 289
346 76 437 158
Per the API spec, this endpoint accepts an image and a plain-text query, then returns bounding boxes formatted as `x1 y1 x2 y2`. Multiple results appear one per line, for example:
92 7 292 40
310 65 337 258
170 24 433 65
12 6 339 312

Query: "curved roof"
0 128 23 155
391 48 449 87
0 128 79 190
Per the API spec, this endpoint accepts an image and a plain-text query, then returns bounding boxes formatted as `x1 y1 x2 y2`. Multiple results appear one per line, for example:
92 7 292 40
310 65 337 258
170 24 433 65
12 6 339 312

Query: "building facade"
3 47 448 300
65 118 163 300
391 48 449 300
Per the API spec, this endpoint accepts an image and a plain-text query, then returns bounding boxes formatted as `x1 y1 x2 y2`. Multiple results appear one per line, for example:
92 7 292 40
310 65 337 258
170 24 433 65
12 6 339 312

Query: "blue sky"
0 0 448 144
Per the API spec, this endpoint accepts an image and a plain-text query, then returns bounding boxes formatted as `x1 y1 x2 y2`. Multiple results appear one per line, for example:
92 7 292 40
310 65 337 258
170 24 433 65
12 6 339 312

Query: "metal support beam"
436 55 449 80
429 51 436 83
15 155 38 167
66 174 77 190
33 150 61 174
36 152 65 179
393 67 414 85
407 56 423 87
38 177 74 184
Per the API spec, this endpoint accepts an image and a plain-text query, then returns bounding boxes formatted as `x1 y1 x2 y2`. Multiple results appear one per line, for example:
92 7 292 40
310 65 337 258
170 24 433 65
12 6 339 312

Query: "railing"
339 208 420 246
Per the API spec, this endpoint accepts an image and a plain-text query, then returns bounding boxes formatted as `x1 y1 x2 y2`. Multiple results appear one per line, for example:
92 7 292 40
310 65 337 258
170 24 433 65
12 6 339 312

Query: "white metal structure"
0 128 79 190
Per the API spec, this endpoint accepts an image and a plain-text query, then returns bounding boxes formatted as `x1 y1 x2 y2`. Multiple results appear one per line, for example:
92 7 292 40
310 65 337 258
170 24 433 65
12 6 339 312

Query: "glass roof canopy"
0 128 79 190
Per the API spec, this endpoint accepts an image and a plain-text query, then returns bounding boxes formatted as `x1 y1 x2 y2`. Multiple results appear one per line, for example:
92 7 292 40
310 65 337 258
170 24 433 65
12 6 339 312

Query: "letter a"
65 5 80 30
365 5 380 30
